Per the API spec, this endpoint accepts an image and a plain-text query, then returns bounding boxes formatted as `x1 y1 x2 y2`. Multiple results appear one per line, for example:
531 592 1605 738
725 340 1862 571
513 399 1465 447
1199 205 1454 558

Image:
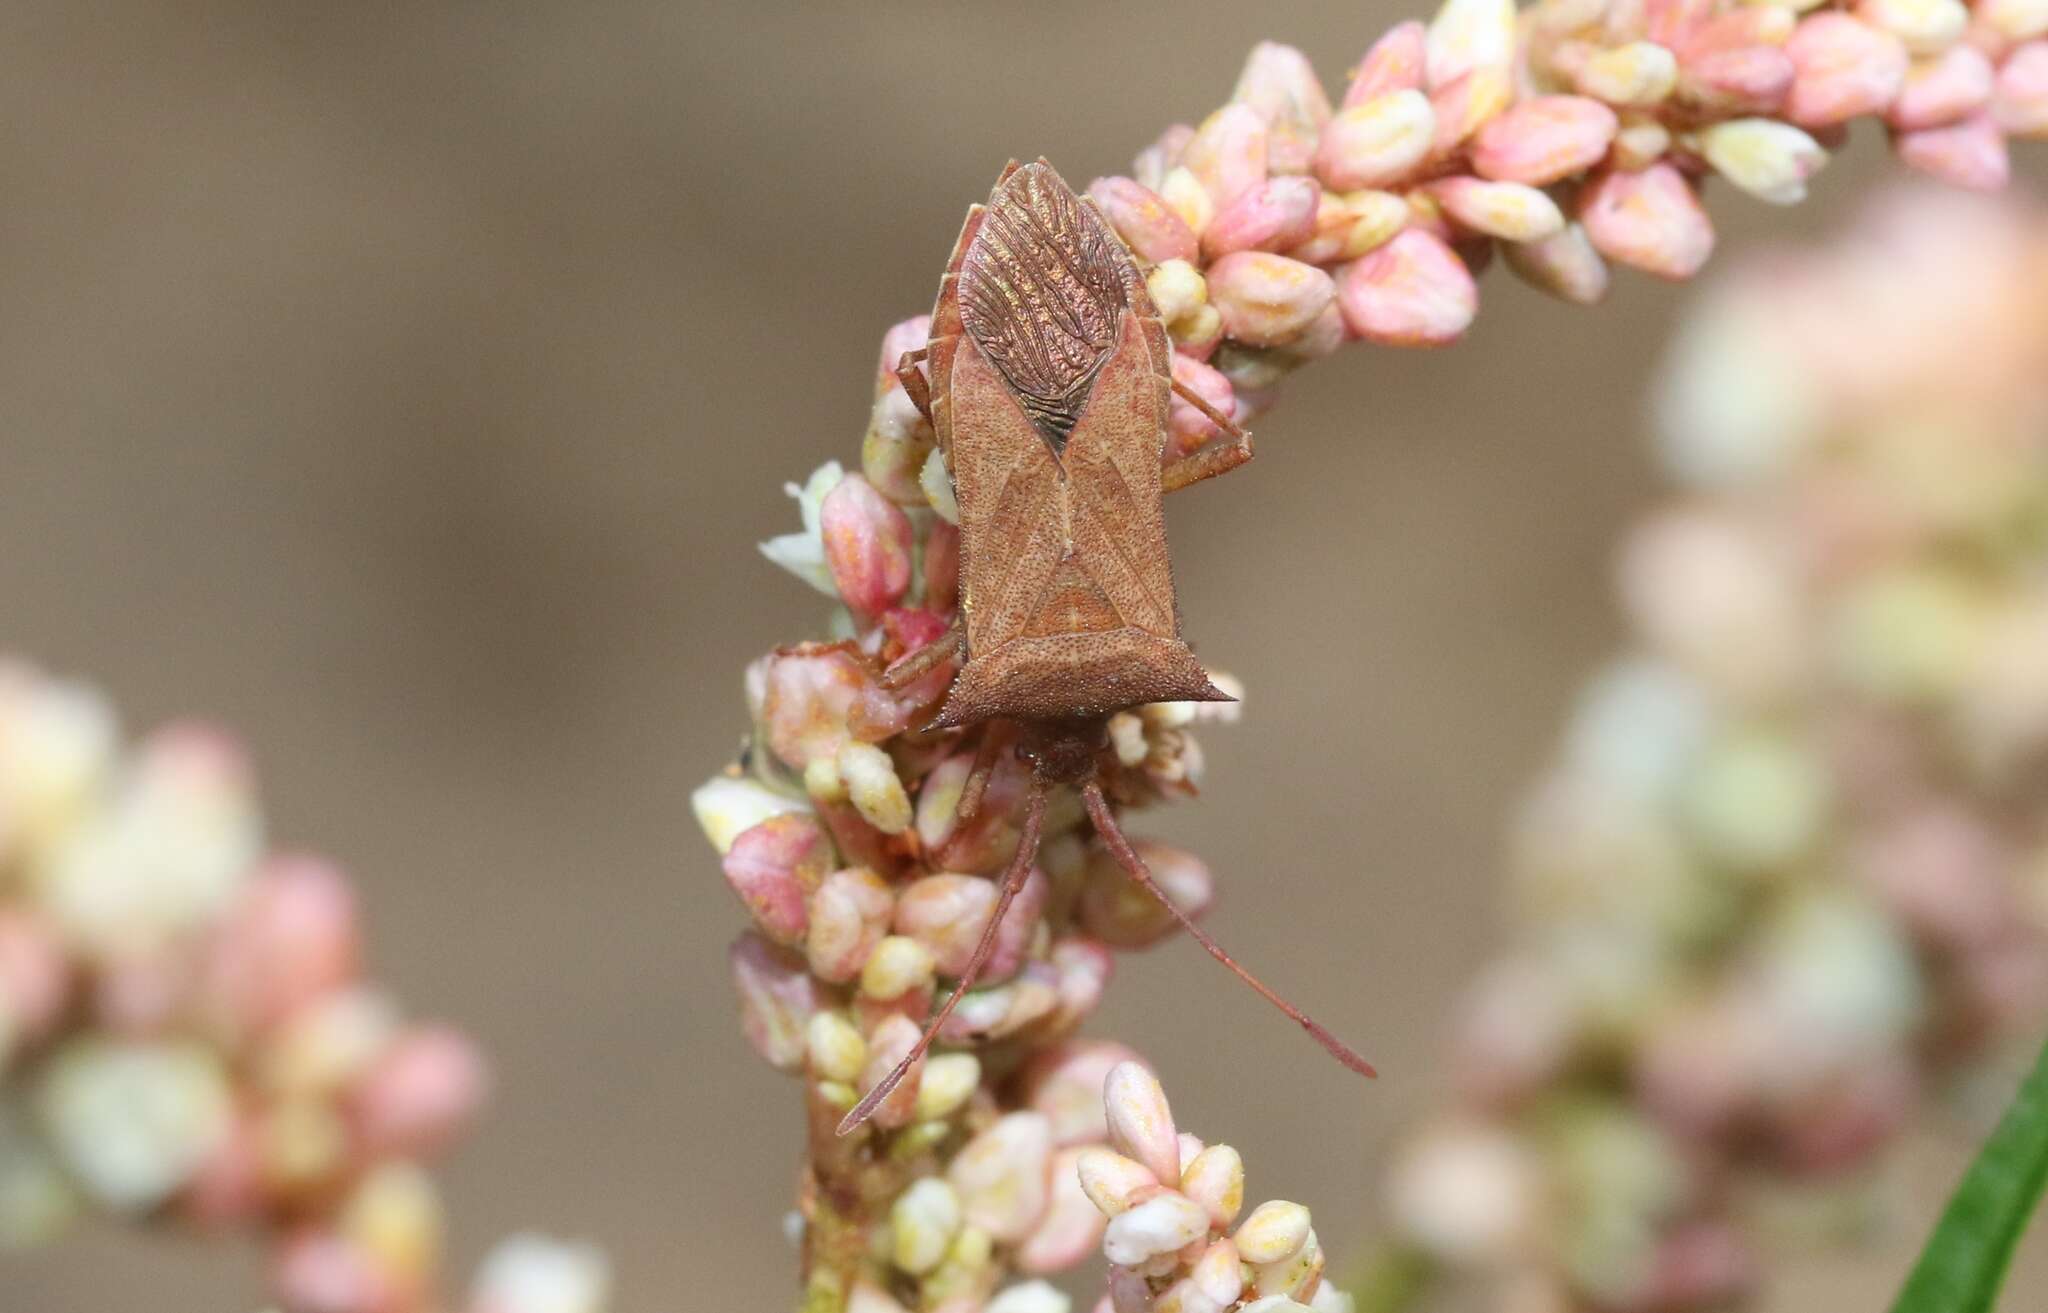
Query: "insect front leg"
895 347 933 424
879 611 962 691
1161 379 1255 494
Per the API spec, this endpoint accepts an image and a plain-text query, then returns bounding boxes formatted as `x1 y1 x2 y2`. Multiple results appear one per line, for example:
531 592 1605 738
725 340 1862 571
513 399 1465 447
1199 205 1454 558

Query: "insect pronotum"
839 159 1373 1136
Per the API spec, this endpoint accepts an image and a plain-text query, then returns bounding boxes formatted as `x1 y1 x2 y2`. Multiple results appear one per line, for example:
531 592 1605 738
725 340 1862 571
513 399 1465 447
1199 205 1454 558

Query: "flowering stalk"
1379 188 2048 1312
0 660 608 1313
1071 0 2047 442
700 4 2034 1310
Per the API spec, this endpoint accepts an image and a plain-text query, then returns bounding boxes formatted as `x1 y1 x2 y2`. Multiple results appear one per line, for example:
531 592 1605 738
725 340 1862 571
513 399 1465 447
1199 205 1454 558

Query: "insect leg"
1080 779 1377 1079
895 347 933 423
1161 381 1255 494
879 613 962 691
837 776 1049 1136
950 727 1005 826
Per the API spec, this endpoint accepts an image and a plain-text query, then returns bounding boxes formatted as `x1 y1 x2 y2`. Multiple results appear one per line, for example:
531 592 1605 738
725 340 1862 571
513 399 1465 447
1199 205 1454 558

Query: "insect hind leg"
1080 779 1375 1078
838 775 1049 1135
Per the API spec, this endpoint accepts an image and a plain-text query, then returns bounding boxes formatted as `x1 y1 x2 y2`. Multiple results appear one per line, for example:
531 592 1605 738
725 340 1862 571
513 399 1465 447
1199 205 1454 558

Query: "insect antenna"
837 773 1050 1136
1079 780 1377 1079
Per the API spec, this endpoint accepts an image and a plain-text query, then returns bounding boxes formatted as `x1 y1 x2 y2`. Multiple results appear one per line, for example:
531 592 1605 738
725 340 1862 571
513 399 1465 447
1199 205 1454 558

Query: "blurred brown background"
1 3 2042 1309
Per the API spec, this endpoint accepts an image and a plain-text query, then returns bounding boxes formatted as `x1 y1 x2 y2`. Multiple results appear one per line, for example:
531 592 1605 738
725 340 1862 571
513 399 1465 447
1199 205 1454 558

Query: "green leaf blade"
1892 1033 2048 1313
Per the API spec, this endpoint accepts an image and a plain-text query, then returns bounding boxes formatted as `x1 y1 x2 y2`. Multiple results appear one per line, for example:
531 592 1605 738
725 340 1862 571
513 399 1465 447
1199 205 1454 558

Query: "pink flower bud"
1191 1238 1245 1306
0 909 70 1041
721 812 831 946
1077 1145 1162 1216
1019 1039 1146 1144
1785 13 1909 125
1643 1221 1760 1309
862 387 932 507
1201 177 1322 260
949 1111 1055 1242
1430 176 1566 242
1182 104 1269 210
895 868 1047 983
1088 177 1200 264
1048 936 1115 1033
1994 41 2048 135
349 1025 488 1160
1978 0 2048 43
1231 42 1333 174
1206 252 1337 348
274 1229 402 1313
1429 67 1514 157
1289 189 1408 264
758 645 873 769
1679 6 1796 58
1679 46 1798 114
805 867 893 984
1770 1056 1916 1174
1234 1200 1312 1264
1103 1191 1209 1265
1106 1267 1152 1313
856 1013 924 1130
1077 839 1214 948
821 474 912 615
848 1283 912 1313
1895 111 2012 187
1018 1146 1110 1273
915 747 1031 874
1854 805 2010 950
1180 1144 1245 1228
1428 0 1518 88
1502 222 1611 304
1576 41 1682 106
1315 91 1437 190
1858 0 1970 54
730 932 820 1070
1344 22 1428 106
1578 164 1716 280
933 971 1059 1044
1167 356 1237 456
201 856 360 1038
182 1106 263 1227
1133 124 1195 192
93 949 193 1035
1104 1061 1180 1186
1336 228 1479 347
1471 96 1619 184
1887 45 1996 128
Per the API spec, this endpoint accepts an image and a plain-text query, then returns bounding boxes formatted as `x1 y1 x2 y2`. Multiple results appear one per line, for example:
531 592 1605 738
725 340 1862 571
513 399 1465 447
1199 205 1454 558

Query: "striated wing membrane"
957 162 1125 453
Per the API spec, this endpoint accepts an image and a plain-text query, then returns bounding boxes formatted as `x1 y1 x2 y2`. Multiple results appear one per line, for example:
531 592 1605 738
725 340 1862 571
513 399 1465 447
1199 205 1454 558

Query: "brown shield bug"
841 159 1371 1135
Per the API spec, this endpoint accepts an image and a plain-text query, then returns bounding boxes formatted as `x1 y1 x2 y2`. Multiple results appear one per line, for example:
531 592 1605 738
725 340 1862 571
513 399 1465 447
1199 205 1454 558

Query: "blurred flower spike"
1382 188 2048 1312
0 660 608 1313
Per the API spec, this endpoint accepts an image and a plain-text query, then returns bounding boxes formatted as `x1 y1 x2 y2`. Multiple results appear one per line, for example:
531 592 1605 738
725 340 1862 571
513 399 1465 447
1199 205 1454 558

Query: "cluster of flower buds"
0 660 608 1313
1381 187 2048 1312
698 461 1238 1313
1077 1061 1352 1313
1050 0 2046 450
